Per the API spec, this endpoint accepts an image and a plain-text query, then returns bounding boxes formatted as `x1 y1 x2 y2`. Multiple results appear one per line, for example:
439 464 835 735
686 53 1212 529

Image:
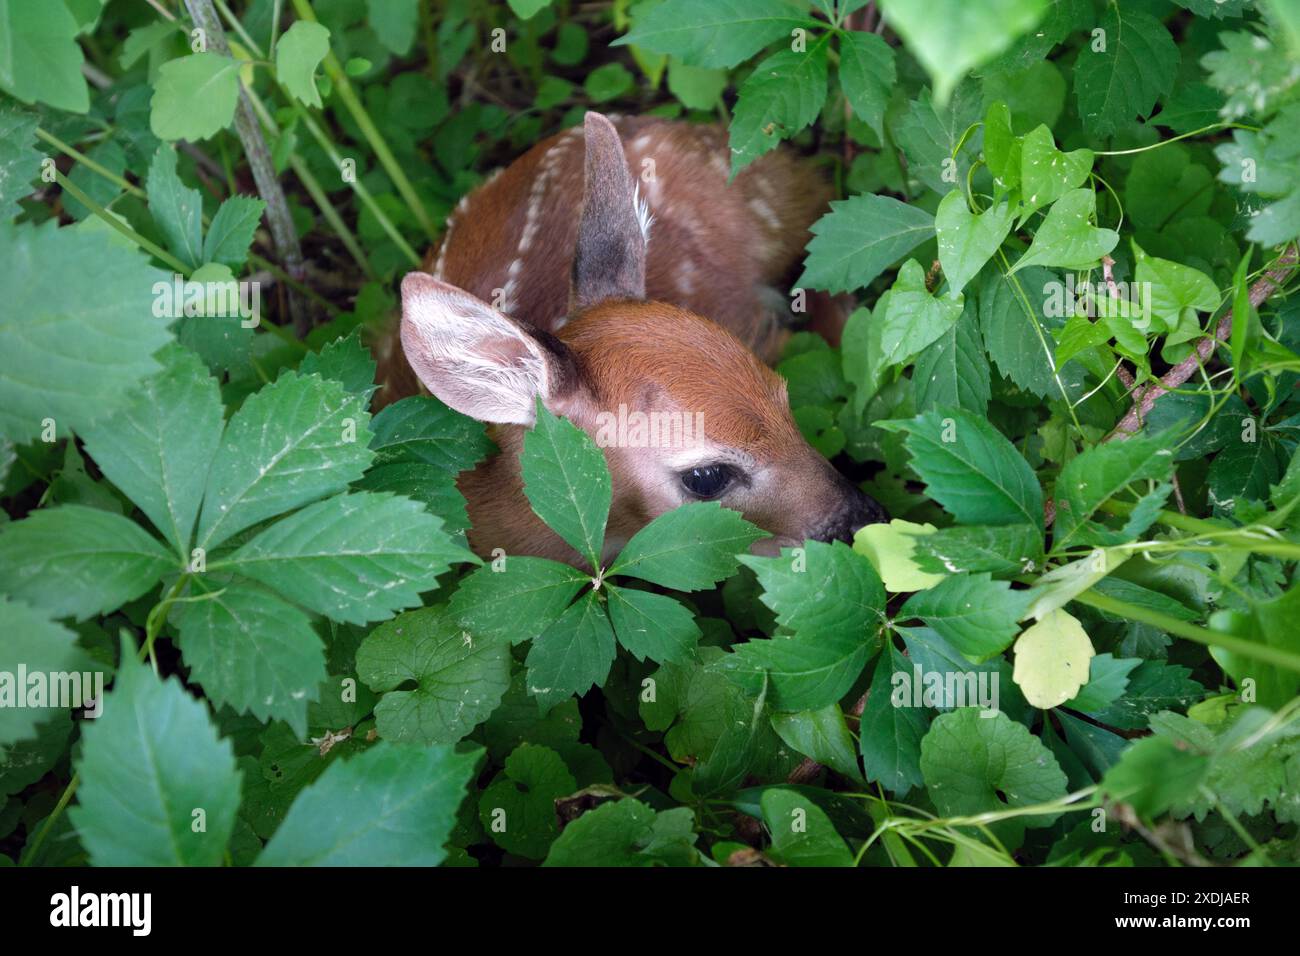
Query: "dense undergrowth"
1 0 1299 867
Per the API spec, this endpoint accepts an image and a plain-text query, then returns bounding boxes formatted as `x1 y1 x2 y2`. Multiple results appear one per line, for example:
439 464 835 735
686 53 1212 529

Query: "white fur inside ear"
400 274 549 425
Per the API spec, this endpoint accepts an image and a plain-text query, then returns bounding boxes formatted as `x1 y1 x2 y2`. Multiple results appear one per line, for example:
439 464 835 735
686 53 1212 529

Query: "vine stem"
55 170 190 273
289 0 438 242
184 0 309 332
18 773 79 866
1105 244 1298 440
1071 589 1300 673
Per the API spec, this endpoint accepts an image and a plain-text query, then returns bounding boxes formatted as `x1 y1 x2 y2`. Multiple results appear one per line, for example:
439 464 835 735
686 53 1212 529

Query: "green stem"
56 171 191 274
19 772 79 866
1073 589 1300 673
37 128 147 199
290 0 438 242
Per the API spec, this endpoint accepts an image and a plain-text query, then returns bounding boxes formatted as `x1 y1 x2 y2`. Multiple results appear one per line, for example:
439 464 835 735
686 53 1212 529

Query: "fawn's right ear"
569 112 649 311
400 272 581 426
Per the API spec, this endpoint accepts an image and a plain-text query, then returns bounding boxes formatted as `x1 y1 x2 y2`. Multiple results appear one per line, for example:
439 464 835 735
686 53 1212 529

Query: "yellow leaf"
853 519 944 593
1012 608 1095 709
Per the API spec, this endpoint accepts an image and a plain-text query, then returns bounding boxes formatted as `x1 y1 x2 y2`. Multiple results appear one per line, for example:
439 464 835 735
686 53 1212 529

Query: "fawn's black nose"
812 468 888 544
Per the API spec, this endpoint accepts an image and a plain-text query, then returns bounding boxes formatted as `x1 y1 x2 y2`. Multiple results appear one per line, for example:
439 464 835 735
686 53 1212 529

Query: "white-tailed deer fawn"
379 112 885 565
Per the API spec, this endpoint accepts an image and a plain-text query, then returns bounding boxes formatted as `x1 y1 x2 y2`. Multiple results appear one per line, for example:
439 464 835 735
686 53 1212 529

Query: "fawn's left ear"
569 111 650 311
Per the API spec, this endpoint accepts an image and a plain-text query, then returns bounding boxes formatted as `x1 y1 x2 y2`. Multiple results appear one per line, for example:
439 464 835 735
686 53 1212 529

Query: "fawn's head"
400 112 884 560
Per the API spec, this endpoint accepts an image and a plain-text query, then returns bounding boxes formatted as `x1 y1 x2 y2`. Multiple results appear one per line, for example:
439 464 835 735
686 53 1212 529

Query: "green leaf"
544 797 692 867
1074 7 1178 136
612 0 816 69
857 259 965 399
257 740 479 866
197 371 373 549
977 264 1077 399
0 221 172 444
859 644 930 795
879 0 1048 105
935 192 1013 296
761 787 855 866
203 195 266 269
355 395 491 533
150 52 240 141
797 194 935 295
665 58 727 111
0 0 89 112
901 572 1033 663
1012 608 1095 708
719 542 884 711
896 85 984 196
80 345 222 555
771 705 863 783
0 103 40 222
879 408 1044 529
1063 653 1141 712
1010 189 1118 273
1134 243 1220 336
525 591 616 713
1082 659 1205 730
1017 124 1093 224
1208 586 1300 709
357 605 511 744
478 743 575 859
584 62 634 102
1101 735 1207 818
606 585 700 665
298 330 378 400
0 597 100 747
221 492 472 625
521 403 610 567
729 42 829 176
146 145 204 268
367 0 418 54
838 31 895 137
276 21 331 109
174 578 326 737
909 523 1042 577
1052 435 1174 551
919 708 1067 848
71 649 242 866
450 557 587 646
0 505 173 621
608 501 766 590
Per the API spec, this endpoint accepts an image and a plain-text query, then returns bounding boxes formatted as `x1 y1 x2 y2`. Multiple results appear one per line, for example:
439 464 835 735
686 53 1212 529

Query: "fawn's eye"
680 463 734 499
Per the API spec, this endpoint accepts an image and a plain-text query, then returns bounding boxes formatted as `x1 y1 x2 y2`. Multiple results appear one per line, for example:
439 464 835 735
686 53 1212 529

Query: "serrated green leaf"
608 500 765 590
1052 435 1175 551
910 522 1042 576
174 578 326 737
880 408 1044 529
203 195 266 268
729 42 829 176
839 31 895 137
71 650 241 866
902 572 1034 663
80 344 222 555
450 557 586 645
0 597 100 747
219 492 473 625
0 505 173 621
146 145 203 268
797 194 935 295
1082 659 1205 730
612 0 816 69
1062 653 1140 712
525 591 616 713
257 740 479 866
521 403 610 568
0 221 172 444
1074 7 1178 136
859 643 930 795
606 585 700 665
197 371 373 549
0 103 40 222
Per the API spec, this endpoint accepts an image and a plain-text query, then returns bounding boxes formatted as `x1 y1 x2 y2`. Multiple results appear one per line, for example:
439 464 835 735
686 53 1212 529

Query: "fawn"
378 111 885 566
